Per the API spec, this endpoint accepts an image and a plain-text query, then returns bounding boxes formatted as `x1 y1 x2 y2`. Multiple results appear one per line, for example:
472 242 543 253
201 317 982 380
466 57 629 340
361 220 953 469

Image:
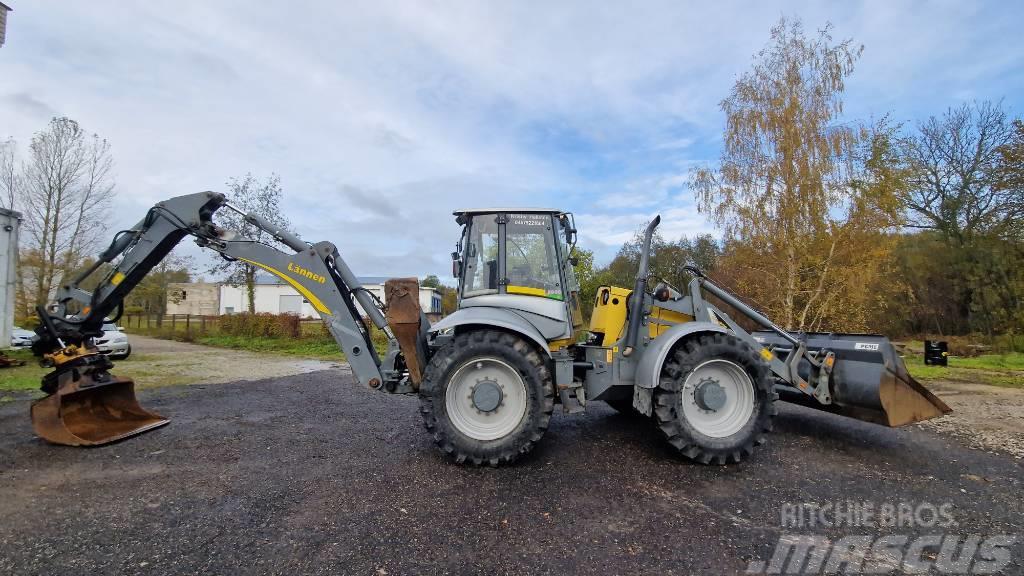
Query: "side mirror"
568 256 578 267
451 251 462 278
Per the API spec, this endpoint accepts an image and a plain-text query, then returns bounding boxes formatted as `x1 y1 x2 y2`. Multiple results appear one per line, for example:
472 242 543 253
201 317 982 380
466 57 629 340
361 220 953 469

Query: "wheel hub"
471 378 504 413
694 377 727 411
445 357 528 441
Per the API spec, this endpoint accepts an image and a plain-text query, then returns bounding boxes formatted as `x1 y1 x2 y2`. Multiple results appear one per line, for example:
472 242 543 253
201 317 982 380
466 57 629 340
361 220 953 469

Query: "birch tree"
691 19 901 331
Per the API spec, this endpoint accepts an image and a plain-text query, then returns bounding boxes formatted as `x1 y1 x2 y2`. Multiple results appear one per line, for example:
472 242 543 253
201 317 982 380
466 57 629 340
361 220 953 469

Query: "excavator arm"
31 191 425 445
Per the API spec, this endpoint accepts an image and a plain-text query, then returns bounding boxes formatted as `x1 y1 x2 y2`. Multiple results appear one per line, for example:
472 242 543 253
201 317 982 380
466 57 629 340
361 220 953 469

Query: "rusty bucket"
31 371 169 446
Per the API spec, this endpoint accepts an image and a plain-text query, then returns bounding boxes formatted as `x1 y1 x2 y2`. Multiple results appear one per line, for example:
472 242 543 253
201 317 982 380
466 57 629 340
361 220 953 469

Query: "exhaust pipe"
622 215 660 357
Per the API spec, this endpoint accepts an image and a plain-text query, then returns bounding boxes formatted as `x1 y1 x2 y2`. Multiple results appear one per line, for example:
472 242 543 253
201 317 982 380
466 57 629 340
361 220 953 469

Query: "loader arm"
31 191 423 446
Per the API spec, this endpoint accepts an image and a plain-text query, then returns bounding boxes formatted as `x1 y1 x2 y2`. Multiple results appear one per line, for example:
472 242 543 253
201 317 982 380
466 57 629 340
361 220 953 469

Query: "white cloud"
0 1 1021 277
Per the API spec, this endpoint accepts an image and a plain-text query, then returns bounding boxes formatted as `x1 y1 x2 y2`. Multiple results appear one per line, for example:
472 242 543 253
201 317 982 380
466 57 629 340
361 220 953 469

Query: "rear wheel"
654 333 776 464
420 330 554 466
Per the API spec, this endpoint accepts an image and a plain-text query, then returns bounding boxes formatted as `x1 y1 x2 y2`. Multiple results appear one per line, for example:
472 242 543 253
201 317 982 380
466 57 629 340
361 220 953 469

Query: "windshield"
102 323 118 331
505 213 562 300
462 214 500 297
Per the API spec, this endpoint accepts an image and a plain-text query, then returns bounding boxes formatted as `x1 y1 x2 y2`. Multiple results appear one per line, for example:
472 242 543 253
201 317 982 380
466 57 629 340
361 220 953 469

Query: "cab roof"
453 208 564 216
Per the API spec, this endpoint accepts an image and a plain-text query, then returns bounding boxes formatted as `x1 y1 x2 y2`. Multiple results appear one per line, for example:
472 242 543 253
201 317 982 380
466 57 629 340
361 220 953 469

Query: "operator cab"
451 208 582 338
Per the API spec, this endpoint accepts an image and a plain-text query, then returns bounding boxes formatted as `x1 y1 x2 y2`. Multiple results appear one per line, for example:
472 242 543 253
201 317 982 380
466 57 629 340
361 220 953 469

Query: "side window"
506 213 562 299
462 215 499 297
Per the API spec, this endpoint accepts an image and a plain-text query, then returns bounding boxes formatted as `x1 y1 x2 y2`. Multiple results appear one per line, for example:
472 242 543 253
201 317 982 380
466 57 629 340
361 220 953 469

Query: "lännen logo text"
287 262 326 284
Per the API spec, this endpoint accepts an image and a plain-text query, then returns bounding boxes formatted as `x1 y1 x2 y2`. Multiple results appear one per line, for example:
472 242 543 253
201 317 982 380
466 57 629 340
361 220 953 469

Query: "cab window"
506 213 562 300
462 215 499 297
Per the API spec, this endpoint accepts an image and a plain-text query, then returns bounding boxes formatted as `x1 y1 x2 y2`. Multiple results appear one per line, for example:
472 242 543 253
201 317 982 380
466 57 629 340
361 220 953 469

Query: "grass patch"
0 349 45 391
906 352 1024 389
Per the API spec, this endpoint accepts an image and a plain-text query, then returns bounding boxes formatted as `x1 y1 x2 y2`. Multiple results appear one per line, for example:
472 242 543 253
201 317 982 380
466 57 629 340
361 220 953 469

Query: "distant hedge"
219 312 301 338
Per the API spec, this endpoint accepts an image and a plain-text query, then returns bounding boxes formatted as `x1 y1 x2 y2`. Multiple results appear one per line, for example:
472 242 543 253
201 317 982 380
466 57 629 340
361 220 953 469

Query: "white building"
168 275 442 319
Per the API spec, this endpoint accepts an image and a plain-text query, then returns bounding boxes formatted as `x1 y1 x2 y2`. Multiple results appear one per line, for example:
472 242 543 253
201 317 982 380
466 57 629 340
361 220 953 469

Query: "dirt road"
1 357 1021 574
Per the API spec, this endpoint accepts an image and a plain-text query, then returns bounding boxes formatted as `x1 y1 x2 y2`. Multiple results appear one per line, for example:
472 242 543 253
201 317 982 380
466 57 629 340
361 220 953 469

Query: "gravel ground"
1 362 1022 575
121 335 341 388
919 381 1024 459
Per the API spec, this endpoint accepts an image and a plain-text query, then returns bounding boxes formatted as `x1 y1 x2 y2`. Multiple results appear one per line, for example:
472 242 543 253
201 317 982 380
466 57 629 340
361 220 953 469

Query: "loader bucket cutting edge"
757 332 951 427
30 378 169 446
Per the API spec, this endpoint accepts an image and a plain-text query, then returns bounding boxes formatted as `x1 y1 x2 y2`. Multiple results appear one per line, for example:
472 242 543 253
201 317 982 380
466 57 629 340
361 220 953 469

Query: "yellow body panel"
589 286 632 347
649 305 694 338
507 285 547 297
589 285 694 347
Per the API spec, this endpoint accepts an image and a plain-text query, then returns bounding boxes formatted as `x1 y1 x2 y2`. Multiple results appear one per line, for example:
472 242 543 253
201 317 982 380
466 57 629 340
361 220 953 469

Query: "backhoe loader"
27 192 950 465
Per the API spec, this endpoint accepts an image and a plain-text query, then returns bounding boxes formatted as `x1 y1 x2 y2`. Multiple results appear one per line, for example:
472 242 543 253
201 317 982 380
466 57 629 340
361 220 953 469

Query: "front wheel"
654 333 776 465
420 330 554 466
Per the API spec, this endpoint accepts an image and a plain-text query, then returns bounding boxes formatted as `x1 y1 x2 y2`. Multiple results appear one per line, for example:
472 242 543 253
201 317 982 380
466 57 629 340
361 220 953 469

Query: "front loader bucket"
31 372 169 446
756 332 952 427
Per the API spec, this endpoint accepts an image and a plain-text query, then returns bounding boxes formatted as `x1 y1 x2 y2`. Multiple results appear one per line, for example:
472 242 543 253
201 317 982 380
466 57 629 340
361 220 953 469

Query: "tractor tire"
420 329 554 466
653 332 776 465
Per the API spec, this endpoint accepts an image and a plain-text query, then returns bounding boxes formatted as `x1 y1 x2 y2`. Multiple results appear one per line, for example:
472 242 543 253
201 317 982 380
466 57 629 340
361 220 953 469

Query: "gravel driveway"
116 335 342 388
1 360 1022 574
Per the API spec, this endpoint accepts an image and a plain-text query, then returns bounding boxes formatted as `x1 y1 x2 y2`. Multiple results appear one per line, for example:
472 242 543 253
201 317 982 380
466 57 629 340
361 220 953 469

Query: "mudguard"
634 321 728 389
429 306 552 357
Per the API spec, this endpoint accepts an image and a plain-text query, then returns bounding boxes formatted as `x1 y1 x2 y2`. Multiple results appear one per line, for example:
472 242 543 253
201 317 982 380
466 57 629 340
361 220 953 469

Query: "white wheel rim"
445 357 528 441
680 359 755 438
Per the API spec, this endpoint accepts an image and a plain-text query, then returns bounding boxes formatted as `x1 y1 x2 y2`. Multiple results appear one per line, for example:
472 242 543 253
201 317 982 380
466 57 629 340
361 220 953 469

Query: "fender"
428 306 552 357
634 321 729 389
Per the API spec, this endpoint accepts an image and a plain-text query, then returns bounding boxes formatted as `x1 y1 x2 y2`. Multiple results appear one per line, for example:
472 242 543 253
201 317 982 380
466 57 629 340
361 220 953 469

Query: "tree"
1 138 17 210
16 117 115 309
896 102 1023 334
690 19 901 331
126 252 193 318
210 173 291 313
994 119 1024 239
570 247 599 317
901 102 1020 243
421 274 442 288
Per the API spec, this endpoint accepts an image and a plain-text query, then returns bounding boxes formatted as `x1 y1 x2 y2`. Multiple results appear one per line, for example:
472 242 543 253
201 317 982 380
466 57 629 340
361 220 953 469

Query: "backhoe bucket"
756 332 952 427
31 371 169 446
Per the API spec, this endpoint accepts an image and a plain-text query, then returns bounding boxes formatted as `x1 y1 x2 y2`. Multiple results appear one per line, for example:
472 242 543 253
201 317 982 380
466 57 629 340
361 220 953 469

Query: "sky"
1 1 1022 281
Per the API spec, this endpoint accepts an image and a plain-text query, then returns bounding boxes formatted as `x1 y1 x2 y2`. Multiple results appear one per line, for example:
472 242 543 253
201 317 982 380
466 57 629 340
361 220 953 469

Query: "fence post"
171 315 176 331
186 314 191 336
201 315 206 333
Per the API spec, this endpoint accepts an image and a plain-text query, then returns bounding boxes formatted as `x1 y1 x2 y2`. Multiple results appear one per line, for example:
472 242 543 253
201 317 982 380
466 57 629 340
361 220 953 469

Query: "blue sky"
1 1 1022 280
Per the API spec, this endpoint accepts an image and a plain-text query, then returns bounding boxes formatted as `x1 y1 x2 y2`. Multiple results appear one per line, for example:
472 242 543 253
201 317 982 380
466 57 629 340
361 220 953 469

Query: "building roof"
0 3 11 12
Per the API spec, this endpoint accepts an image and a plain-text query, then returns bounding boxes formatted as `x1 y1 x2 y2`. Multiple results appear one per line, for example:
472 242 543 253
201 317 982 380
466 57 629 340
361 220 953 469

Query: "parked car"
93 322 131 359
11 326 35 348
